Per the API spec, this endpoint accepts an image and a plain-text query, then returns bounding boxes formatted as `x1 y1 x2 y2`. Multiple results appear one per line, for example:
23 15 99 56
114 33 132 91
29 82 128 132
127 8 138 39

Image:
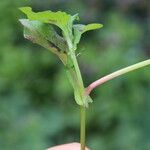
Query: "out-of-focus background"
0 0 149 150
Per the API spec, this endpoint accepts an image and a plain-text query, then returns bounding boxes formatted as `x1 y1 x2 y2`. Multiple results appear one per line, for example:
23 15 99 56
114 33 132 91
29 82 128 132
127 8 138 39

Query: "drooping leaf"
19 7 79 41
73 23 103 50
19 19 68 64
19 7 70 28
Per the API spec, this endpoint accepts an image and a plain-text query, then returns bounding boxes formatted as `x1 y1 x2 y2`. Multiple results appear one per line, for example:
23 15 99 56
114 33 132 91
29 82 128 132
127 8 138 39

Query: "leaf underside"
19 19 68 64
19 7 103 51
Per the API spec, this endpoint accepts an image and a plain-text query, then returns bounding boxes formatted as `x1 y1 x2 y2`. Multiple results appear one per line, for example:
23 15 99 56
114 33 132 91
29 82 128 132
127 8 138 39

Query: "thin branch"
86 59 150 95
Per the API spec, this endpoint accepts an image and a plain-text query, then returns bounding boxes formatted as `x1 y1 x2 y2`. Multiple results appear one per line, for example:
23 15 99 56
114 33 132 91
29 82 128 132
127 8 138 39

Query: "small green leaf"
83 23 103 33
73 23 103 50
19 19 68 64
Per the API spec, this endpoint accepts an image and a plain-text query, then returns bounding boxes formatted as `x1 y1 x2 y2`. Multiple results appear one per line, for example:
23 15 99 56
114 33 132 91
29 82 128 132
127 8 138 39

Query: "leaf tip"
98 23 103 28
18 19 28 26
19 6 32 14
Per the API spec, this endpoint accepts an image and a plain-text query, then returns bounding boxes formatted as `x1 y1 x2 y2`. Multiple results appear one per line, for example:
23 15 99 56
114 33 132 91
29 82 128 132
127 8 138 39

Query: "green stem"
66 36 86 150
80 106 86 150
72 54 86 150
72 53 84 87
66 35 84 87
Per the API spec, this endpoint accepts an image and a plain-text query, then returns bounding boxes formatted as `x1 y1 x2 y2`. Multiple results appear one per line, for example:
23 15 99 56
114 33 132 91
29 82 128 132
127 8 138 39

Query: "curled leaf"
19 19 68 64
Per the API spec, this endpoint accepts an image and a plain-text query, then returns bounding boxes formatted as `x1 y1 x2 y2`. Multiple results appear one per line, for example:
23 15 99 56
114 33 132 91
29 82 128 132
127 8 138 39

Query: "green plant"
19 7 150 150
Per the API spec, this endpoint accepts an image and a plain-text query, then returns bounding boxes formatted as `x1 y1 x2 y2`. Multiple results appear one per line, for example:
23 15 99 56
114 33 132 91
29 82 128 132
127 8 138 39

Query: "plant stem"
86 59 150 95
72 54 87 150
71 53 86 150
66 37 86 150
80 106 86 150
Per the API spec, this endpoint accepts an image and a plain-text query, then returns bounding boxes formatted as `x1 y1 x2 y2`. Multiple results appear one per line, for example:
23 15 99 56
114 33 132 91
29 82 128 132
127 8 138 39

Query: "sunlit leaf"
83 23 103 33
19 7 70 28
19 7 79 41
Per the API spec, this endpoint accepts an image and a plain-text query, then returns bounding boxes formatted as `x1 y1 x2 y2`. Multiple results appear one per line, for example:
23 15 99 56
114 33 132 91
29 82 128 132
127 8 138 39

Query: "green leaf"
83 23 103 33
19 7 70 29
19 7 79 42
19 19 68 64
73 23 103 50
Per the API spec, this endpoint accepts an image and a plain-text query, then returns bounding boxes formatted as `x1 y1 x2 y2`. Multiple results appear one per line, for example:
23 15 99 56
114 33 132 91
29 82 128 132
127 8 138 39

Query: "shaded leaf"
19 19 68 64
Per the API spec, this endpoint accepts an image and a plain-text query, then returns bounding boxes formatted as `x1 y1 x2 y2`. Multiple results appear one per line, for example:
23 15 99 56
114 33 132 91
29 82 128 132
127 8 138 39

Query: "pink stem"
86 74 114 95
86 59 150 95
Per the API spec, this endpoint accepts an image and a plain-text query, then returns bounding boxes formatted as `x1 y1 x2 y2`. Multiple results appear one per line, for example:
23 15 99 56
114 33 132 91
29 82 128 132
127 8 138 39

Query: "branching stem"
86 59 150 95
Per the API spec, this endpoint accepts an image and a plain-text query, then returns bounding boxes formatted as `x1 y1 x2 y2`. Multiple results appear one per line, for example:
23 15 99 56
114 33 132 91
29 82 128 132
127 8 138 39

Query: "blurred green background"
0 0 149 150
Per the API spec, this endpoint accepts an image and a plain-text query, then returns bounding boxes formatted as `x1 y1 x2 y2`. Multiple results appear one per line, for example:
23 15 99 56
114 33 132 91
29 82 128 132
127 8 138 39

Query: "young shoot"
19 7 150 150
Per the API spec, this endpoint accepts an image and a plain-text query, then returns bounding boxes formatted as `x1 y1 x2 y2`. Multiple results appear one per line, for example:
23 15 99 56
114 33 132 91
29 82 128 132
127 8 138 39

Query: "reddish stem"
86 59 150 95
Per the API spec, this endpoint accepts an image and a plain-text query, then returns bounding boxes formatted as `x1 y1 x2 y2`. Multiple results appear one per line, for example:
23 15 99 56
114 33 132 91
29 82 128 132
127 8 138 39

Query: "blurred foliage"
0 0 149 150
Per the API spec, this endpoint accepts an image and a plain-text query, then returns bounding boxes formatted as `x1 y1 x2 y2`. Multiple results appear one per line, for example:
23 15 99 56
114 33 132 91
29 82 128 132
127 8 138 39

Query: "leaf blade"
83 23 103 33
19 19 68 64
